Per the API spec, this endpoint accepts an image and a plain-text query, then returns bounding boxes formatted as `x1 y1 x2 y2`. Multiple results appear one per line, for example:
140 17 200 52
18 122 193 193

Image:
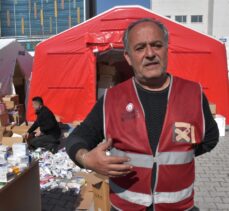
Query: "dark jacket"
28 106 61 139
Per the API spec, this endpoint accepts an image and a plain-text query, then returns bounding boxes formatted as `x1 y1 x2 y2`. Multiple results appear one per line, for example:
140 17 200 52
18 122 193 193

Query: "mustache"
143 59 160 66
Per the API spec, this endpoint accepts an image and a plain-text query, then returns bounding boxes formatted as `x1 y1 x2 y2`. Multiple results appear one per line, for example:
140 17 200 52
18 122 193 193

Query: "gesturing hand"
83 139 133 177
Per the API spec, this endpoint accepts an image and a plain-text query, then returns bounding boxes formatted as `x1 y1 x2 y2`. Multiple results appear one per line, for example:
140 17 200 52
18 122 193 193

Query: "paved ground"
41 128 229 211
195 128 229 211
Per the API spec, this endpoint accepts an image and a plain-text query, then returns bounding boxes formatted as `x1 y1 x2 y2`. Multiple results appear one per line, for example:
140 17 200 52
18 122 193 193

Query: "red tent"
27 6 229 124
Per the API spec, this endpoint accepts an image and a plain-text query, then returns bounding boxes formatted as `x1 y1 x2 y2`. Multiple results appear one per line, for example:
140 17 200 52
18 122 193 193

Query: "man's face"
124 22 168 84
32 101 41 111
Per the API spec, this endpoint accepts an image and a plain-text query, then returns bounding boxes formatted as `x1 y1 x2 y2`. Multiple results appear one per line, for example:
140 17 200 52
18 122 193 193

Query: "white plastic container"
214 114 226 137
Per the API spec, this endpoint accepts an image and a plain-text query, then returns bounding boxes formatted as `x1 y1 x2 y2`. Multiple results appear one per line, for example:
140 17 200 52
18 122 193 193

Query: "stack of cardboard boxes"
0 102 9 127
97 63 118 99
1 94 25 125
0 94 27 147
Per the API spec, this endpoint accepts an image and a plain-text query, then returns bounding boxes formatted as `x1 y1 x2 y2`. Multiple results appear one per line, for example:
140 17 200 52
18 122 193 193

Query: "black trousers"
28 134 60 151
111 205 200 211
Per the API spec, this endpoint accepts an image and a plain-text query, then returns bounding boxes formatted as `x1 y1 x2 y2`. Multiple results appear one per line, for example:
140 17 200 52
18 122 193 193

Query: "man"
66 19 219 211
24 96 61 153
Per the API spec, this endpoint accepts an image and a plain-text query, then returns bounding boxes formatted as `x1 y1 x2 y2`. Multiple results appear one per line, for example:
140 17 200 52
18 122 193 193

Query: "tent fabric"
27 6 229 124
0 39 33 96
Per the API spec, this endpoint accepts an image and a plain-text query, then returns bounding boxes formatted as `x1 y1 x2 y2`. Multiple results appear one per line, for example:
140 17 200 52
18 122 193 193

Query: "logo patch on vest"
121 103 140 122
126 103 134 112
173 122 196 144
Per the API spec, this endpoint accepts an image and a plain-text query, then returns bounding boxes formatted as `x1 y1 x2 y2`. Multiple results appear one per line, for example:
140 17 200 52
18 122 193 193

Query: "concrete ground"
41 128 229 211
195 128 229 211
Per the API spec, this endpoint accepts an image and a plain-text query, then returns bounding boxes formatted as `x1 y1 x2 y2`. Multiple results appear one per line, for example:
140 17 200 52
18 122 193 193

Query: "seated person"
24 96 61 153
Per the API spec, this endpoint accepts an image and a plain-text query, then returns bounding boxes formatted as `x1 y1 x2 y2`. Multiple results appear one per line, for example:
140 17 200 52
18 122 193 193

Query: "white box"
214 114 226 137
12 143 28 157
0 163 8 183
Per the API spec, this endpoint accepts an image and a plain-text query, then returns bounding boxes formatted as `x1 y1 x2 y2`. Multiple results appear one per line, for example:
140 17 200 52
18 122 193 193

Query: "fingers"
108 170 132 177
108 163 133 172
108 155 130 164
107 163 133 177
99 138 113 151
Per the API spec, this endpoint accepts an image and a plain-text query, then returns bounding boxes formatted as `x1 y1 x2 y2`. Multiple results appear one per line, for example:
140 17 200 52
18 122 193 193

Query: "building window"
165 15 171 18
175 15 187 23
191 15 203 23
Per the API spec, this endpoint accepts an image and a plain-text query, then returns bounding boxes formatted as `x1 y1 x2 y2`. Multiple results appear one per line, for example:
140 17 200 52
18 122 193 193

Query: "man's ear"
124 50 132 66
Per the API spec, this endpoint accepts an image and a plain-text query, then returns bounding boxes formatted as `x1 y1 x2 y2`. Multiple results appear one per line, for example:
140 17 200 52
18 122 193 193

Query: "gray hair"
123 18 169 52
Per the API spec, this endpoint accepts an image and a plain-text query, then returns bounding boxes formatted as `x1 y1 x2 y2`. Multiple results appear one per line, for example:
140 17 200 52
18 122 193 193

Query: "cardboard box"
2 95 19 105
1 135 24 147
209 103 216 115
74 172 94 210
98 81 115 88
99 64 116 76
0 112 9 127
2 95 19 110
5 124 15 132
12 125 30 135
99 74 114 82
3 101 15 110
2 129 13 138
86 172 110 211
0 127 5 142
0 103 5 115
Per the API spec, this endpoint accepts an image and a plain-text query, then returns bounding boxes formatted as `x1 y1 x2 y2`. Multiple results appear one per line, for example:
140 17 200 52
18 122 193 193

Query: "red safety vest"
104 75 205 211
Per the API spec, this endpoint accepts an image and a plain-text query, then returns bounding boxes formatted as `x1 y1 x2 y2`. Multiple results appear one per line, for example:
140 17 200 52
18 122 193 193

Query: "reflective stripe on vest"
110 147 194 167
154 183 194 204
156 150 194 165
110 147 194 205
109 179 153 206
110 148 154 168
110 179 194 205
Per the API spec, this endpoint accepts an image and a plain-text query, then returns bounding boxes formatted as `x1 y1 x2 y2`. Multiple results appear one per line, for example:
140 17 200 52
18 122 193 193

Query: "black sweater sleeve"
39 111 57 133
28 120 39 134
65 97 104 166
194 93 219 156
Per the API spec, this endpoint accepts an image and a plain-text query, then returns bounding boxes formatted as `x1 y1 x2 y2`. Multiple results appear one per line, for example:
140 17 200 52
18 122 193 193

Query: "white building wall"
151 0 210 34
212 0 229 39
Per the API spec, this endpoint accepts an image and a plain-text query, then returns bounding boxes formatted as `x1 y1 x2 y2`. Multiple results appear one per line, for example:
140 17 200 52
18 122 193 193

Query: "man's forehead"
129 21 162 34
128 22 164 44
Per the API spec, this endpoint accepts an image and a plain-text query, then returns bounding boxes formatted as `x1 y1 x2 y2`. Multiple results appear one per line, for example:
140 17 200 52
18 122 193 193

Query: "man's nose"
145 45 155 58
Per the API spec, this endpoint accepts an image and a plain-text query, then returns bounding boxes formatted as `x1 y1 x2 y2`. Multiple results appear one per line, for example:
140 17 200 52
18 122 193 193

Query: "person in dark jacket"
65 18 219 211
24 96 61 152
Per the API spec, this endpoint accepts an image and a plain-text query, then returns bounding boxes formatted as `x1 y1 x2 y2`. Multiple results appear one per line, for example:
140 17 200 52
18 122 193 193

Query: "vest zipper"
152 75 173 210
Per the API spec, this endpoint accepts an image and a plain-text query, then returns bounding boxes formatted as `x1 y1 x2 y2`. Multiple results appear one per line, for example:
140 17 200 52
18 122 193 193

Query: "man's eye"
136 46 144 51
153 44 163 49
